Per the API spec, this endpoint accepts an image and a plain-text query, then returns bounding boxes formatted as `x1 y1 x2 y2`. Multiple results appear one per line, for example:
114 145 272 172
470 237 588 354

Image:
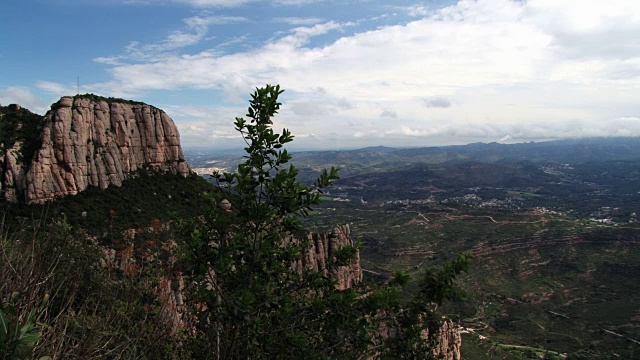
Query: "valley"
189 138 640 359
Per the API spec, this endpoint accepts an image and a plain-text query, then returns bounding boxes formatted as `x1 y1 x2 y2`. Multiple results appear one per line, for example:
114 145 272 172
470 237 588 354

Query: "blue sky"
1 0 640 150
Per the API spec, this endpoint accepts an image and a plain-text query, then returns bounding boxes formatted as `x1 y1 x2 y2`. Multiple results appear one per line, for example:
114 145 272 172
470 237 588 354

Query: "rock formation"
103 222 461 358
1 95 190 203
432 320 462 360
101 223 363 335
292 224 363 290
1 96 462 357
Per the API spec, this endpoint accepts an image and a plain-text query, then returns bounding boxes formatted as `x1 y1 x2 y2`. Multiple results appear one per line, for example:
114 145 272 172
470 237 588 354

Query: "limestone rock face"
4 96 190 203
292 224 363 290
431 320 462 360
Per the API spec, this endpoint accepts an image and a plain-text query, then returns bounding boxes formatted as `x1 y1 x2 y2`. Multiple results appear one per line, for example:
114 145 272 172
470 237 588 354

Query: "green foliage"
0 104 45 175
0 215 186 359
182 85 364 358
0 292 46 359
417 253 470 308
2 170 214 238
72 93 146 106
181 85 469 359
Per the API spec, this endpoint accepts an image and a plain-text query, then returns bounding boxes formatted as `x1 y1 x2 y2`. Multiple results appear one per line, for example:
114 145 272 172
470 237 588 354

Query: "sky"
1 0 639 150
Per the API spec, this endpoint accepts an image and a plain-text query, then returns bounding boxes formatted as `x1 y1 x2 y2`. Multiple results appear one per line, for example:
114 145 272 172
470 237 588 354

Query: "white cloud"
385 116 640 142
174 0 259 7
423 97 452 108
404 5 429 17
97 14 247 63
525 0 640 60
0 87 50 114
94 56 126 65
289 97 352 116
162 104 249 147
272 0 323 5
273 17 324 25
36 81 76 97
380 109 397 118
89 0 640 147
98 20 349 97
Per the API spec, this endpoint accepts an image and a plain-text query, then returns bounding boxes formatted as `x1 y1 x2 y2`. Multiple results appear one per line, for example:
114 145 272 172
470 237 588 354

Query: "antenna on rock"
77 77 80 95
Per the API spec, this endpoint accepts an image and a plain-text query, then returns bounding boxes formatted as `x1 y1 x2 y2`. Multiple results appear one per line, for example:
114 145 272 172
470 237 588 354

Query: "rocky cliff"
1 95 190 203
293 224 363 290
103 224 364 334
104 223 461 359
1 97 461 358
432 320 462 360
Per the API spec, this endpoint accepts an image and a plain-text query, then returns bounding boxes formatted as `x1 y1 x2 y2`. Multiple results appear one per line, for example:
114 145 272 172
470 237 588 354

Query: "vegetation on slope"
1 86 471 359
1 170 214 238
179 85 470 359
305 186 640 358
0 104 45 170
72 93 147 106
0 217 185 359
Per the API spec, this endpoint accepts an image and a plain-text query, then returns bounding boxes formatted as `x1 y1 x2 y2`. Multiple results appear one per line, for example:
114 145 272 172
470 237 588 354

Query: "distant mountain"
283 137 640 176
402 137 640 163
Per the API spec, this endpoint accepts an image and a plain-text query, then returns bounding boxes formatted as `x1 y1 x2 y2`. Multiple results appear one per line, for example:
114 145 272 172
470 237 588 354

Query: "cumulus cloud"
403 5 429 17
289 97 353 117
95 20 349 98
94 56 126 65
386 117 640 142
36 81 76 96
87 0 640 147
162 104 246 147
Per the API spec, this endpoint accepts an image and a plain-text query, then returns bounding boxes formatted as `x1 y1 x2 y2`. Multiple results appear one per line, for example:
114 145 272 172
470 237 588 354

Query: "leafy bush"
180 85 470 359
0 215 186 359
0 292 46 359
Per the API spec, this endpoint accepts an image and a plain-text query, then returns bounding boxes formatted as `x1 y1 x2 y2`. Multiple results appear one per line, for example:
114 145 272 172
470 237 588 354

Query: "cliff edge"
1 95 190 203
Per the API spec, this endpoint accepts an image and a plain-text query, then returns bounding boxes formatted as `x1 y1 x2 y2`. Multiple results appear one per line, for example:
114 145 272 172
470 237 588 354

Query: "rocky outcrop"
293 224 363 290
432 321 462 360
99 221 460 358
101 223 363 335
375 314 462 359
2 96 190 203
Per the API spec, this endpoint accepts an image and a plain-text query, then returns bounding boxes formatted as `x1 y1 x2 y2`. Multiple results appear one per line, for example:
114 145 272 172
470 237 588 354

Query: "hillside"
282 141 640 359
8 93 639 358
2 94 470 360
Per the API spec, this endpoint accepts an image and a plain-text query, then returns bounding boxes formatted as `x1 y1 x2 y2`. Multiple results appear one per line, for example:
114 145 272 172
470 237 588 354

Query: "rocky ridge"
1 95 190 203
432 321 462 360
103 224 364 334
104 223 460 359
